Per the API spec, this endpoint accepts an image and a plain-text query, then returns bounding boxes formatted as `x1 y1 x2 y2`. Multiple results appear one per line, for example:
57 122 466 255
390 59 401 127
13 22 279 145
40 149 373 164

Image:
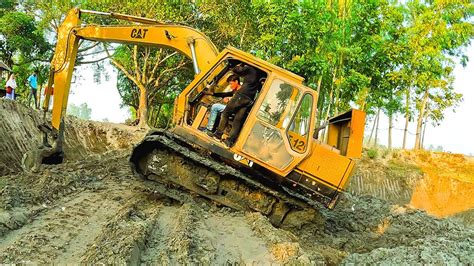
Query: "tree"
0 0 15 17
16 0 472 139
67 102 92 120
76 1 197 128
106 44 192 128
0 12 49 66
0 2 52 104
403 0 472 150
87 1 264 128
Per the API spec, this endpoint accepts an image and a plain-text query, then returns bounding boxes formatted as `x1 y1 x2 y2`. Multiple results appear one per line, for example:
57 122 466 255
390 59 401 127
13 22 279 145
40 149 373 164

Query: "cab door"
237 74 317 176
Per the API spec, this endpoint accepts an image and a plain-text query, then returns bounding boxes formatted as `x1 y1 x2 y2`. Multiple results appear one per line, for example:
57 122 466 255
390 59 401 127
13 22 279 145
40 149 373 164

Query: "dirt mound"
1 99 473 264
284 193 473 264
351 149 474 220
0 99 145 175
344 236 473 264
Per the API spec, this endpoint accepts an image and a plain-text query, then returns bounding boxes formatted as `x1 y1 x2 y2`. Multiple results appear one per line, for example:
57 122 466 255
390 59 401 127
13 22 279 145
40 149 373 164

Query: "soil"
1 99 473 264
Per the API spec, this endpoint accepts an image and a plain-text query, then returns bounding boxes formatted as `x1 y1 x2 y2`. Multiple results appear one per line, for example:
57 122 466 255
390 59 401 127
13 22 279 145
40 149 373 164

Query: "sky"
67 44 473 155
68 61 130 123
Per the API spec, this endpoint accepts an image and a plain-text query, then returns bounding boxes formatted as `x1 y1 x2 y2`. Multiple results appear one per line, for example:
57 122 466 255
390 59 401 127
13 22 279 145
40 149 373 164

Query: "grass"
358 148 423 183
0 178 7 190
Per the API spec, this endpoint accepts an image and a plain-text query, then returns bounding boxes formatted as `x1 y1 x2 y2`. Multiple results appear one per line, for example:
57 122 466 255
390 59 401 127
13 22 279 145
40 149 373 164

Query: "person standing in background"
27 71 39 109
43 85 54 109
5 74 17 100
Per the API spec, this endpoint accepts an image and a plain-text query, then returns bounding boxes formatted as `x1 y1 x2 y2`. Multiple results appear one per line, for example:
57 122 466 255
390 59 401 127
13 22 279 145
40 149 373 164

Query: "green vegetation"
0 1 472 142
387 159 423 178
367 148 378 159
67 103 92 120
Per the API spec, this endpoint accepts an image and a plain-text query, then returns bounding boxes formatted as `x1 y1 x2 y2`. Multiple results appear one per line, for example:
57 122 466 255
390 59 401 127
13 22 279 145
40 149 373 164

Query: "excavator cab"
185 57 265 128
172 47 319 177
168 47 366 210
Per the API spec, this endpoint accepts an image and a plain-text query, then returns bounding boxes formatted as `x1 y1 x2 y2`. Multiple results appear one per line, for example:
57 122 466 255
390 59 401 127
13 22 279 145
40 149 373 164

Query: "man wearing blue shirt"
27 72 38 109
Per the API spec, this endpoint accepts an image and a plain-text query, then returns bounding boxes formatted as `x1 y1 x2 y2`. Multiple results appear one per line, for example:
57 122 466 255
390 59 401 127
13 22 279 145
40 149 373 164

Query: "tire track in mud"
0 150 159 264
140 204 208 264
0 178 152 264
141 207 314 264
60 180 305 264
0 147 296 264
194 210 271 263
83 201 294 264
141 205 274 264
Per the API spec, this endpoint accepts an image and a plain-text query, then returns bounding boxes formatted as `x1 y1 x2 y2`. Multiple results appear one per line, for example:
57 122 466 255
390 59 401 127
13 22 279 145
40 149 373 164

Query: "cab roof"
223 46 305 85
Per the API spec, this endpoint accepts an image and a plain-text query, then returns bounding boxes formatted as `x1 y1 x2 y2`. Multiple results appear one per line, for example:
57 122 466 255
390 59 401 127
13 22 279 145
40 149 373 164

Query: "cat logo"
131 28 148 39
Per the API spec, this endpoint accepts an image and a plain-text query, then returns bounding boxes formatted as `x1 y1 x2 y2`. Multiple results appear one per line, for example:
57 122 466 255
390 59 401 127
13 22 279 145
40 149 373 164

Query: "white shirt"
6 78 17 89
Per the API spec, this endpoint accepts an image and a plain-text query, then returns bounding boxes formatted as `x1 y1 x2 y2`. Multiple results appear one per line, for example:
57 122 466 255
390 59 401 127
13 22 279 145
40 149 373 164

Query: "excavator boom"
44 8 218 133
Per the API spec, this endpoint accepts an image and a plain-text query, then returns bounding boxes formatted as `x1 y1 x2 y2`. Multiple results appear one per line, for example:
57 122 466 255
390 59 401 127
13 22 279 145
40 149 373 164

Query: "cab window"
287 93 313 153
257 79 300 127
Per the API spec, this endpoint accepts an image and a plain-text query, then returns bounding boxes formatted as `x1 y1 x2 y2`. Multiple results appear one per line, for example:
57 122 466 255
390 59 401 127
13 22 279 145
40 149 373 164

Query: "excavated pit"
0 99 473 264
0 99 145 174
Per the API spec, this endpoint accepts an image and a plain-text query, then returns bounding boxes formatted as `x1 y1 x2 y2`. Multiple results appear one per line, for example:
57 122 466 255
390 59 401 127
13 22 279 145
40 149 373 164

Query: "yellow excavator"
39 8 366 225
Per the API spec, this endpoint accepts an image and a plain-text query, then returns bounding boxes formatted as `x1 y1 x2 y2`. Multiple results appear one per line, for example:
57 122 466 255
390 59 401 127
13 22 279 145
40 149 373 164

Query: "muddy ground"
0 99 473 264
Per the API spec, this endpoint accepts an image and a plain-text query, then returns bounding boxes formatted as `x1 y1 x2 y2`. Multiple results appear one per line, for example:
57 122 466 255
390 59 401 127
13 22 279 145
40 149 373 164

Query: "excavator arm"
40 8 219 158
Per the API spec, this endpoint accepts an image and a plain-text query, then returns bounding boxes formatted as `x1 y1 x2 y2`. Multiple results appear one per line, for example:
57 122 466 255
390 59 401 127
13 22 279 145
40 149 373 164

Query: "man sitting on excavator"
211 63 261 147
204 74 241 135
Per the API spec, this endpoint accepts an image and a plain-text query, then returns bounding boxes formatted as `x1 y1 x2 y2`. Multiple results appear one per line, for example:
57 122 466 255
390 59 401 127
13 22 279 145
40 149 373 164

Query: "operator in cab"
203 74 241 134
211 63 261 147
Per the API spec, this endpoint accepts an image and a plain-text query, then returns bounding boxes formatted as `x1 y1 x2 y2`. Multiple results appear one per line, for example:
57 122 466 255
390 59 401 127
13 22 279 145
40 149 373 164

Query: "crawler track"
129 130 318 225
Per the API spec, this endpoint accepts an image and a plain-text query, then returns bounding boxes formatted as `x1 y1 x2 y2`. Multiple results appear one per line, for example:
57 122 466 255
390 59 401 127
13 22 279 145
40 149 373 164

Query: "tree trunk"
148 106 155 127
324 88 333 122
324 69 337 122
388 113 393 150
368 108 380 146
148 104 162 128
374 109 380 147
156 104 162 124
334 89 340 115
138 87 148 128
317 92 326 122
322 70 337 143
402 89 410 149
334 51 344 116
315 75 324 123
421 117 428 150
414 90 429 150
316 75 323 96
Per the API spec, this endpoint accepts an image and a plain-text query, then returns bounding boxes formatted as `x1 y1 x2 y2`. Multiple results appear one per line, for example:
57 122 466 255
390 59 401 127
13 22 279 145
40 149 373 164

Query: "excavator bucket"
24 122 64 171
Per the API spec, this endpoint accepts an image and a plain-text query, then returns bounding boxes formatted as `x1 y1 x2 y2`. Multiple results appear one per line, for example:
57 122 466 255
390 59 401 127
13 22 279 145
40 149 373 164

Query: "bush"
381 148 392 159
391 149 400 159
367 148 378 159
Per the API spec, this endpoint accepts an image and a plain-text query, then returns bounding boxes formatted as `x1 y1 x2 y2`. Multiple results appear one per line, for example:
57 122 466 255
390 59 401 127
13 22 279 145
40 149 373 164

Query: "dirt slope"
0 151 307 264
350 148 474 225
0 99 473 264
0 99 145 175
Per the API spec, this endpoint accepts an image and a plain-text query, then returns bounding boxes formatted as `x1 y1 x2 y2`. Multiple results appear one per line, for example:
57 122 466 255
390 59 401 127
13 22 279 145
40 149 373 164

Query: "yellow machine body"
44 8 366 209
